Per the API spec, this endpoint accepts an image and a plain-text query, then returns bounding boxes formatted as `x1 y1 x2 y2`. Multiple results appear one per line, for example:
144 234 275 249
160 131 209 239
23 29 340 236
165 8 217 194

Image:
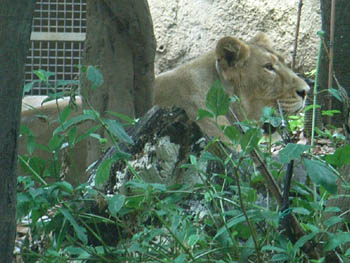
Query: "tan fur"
19 33 309 183
154 33 310 138
19 96 86 185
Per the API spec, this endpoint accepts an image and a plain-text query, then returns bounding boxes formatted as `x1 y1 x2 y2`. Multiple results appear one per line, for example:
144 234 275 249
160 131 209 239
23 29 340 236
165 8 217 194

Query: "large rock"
149 0 320 74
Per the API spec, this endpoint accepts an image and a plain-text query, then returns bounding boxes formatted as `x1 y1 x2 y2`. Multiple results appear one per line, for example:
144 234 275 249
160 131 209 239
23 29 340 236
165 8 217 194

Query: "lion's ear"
250 32 273 49
216 37 250 74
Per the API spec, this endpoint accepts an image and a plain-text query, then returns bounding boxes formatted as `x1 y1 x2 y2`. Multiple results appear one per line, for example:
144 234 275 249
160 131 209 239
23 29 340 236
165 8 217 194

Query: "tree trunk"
82 0 156 166
318 0 350 126
0 1 36 260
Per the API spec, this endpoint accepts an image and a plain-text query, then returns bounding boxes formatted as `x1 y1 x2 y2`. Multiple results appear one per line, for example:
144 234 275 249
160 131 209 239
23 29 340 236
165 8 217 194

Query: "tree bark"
0 1 36 260
318 0 350 125
82 0 156 166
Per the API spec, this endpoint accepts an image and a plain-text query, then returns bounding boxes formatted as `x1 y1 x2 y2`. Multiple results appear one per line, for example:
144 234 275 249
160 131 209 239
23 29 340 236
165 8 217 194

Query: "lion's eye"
264 63 275 71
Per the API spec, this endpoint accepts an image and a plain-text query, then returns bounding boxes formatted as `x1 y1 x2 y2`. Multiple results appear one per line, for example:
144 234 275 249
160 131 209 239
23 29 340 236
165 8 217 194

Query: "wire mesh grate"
24 0 86 95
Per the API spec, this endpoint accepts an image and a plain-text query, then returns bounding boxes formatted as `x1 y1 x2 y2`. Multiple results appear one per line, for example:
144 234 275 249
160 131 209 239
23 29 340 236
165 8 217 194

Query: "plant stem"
233 161 262 263
18 155 47 185
311 31 325 147
153 209 196 261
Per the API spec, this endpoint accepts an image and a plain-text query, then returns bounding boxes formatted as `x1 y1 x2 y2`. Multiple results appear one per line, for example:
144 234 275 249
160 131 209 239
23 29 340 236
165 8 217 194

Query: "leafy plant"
17 72 350 262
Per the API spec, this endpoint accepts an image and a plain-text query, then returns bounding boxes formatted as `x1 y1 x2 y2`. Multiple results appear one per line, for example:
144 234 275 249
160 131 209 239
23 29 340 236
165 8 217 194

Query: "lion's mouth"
276 100 305 115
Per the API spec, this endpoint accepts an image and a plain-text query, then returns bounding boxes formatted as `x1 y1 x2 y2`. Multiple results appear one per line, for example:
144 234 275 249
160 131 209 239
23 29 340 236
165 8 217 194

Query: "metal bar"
31 32 86 41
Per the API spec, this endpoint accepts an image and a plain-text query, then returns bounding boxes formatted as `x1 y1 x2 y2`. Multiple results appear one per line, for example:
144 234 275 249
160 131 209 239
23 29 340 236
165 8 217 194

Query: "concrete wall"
149 0 321 74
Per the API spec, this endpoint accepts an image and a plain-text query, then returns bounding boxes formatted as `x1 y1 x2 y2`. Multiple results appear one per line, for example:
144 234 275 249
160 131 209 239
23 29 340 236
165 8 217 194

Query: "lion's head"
215 33 310 122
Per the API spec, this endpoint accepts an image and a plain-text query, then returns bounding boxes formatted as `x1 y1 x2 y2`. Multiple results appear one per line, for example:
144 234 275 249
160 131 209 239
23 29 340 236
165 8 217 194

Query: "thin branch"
233 161 262 262
292 0 303 71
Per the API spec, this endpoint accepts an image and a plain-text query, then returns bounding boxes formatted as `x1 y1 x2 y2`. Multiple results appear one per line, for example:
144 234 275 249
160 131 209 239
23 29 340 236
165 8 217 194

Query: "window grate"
33 0 86 33
25 0 86 95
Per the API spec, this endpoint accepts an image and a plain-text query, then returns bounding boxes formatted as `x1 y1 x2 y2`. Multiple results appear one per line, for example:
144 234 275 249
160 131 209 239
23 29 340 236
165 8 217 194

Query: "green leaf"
59 105 72 123
68 127 78 147
197 109 214 120
278 143 311 163
54 113 96 134
23 82 35 95
292 207 310 215
321 109 341 116
111 150 132 162
76 124 101 144
324 206 341 214
325 233 350 251
261 245 286 253
106 111 136 125
325 145 350 167
87 66 104 88
149 183 167 192
240 127 261 152
19 157 46 179
205 80 230 117
60 208 87 244
223 125 240 142
200 151 223 164
108 194 126 217
187 234 199 247
34 69 55 82
271 254 289 262
26 135 36 155
304 159 337 194
104 119 134 145
328 88 343 102
90 133 105 142
174 254 187 263
56 79 79 87
189 155 197 165
49 133 64 151
214 215 246 240
294 232 317 249
64 247 90 259
95 158 113 186
324 216 343 228
52 181 74 194
261 107 282 127
303 104 321 113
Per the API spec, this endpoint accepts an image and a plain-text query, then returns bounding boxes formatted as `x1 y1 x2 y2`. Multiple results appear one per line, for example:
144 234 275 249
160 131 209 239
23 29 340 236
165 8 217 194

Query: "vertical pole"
327 0 336 125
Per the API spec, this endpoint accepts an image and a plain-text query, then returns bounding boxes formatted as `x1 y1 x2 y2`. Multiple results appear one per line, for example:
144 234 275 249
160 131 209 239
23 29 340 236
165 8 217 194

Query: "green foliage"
288 114 304 132
18 74 350 262
321 109 341 117
197 80 230 121
328 88 343 103
261 106 282 128
86 65 104 89
325 145 350 167
304 159 337 194
279 143 311 164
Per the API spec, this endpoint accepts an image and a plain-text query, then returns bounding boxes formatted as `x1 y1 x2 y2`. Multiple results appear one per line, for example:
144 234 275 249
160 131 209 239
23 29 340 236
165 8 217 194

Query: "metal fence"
24 0 86 95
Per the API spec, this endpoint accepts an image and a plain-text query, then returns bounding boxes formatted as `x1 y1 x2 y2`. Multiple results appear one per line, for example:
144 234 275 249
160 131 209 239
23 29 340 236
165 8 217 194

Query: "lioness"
19 32 309 183
154 32 309 138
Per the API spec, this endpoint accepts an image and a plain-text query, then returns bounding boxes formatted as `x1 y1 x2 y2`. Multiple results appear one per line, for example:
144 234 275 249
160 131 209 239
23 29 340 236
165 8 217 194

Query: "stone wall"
149 0 321 74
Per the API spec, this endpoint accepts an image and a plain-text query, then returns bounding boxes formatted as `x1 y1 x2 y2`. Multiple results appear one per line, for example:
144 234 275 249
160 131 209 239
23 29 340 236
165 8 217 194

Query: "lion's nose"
296 89 307 100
